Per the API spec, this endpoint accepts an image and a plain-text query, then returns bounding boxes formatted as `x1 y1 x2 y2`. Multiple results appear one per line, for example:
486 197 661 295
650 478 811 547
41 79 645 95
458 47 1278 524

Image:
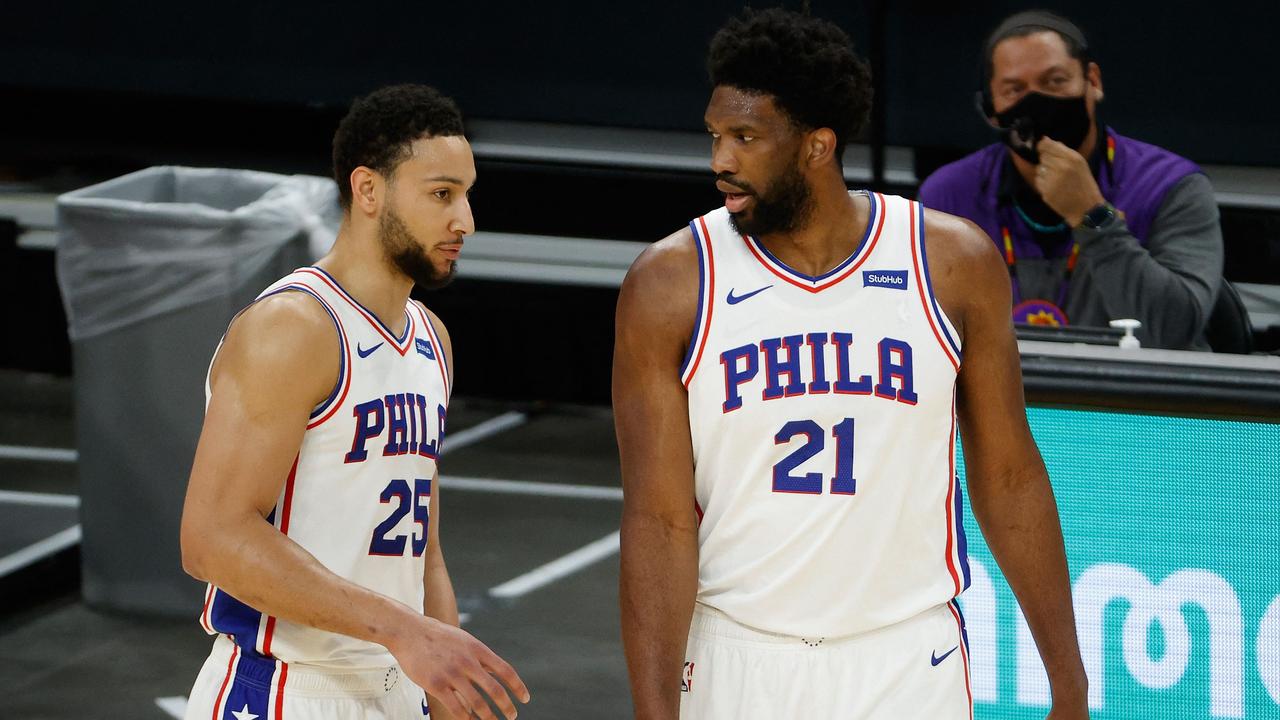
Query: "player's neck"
315 230 414 335
755 179 865 277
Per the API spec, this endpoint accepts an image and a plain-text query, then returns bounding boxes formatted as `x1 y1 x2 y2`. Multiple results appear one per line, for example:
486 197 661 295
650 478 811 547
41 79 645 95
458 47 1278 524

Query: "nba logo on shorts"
681 661 695 692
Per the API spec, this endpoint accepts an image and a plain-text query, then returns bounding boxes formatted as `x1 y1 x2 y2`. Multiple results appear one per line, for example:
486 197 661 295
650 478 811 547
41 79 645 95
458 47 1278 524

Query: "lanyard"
1000 225 1079 308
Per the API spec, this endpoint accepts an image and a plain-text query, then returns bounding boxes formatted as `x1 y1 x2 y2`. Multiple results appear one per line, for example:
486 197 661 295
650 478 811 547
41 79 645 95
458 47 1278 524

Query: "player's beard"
726 161 813 238
378 202 456 290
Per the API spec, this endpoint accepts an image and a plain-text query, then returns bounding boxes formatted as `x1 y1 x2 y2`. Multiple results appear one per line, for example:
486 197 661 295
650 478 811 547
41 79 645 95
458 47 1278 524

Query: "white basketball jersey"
198 266 452 669
683 192 971 638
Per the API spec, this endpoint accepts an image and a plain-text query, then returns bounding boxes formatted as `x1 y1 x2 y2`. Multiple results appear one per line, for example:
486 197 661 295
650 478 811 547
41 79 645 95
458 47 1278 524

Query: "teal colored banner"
957 406 1280 719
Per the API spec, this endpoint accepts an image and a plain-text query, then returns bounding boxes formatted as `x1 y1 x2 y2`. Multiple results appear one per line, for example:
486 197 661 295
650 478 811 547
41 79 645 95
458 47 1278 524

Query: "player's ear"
806 128 837 168
350 166 380 217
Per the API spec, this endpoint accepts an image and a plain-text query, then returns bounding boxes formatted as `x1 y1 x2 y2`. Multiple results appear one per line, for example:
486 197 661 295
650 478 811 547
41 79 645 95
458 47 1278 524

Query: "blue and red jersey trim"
947 599 975 719
909 201 962 370
681 216 716 387
412 301 453 401
742 191 884 293
299 266 416 356
210 641 290 720
940 392 971 598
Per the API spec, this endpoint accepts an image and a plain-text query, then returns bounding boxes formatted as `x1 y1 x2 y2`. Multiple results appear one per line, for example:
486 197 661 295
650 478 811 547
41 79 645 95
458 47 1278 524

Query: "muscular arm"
614 229 701 720
181 293 415 643
926 212 1089 716
1072 174 1223 349
180 294 525 720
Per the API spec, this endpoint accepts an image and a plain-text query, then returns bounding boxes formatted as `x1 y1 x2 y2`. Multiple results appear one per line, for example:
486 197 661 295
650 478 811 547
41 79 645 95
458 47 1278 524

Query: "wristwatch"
1077 202 1118 230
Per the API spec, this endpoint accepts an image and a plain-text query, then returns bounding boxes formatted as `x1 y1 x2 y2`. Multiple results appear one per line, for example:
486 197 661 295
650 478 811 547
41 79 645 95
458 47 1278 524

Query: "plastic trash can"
55 166 339 615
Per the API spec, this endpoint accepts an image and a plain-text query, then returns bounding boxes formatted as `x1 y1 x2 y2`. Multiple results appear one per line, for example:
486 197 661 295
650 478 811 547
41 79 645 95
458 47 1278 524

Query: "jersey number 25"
369 478 431 557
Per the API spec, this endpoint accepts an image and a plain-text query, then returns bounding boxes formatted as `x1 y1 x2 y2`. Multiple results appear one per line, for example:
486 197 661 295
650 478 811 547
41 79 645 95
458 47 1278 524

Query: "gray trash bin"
55 166 340 615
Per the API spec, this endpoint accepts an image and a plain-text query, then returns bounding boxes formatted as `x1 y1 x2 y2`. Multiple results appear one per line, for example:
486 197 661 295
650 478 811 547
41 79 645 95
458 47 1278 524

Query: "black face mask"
994 91 1091 164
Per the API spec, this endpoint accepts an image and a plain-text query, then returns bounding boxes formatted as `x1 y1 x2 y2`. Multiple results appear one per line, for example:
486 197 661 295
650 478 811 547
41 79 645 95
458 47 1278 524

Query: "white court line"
0 444 78 463
0 490 80 507
441 475 622 501
441 411 527 455
0 525 81 578
154 696 187 719
489 530 620 599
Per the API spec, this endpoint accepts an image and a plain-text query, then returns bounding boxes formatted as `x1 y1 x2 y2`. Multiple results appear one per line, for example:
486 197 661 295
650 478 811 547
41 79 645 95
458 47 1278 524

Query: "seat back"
1206 280 1255 354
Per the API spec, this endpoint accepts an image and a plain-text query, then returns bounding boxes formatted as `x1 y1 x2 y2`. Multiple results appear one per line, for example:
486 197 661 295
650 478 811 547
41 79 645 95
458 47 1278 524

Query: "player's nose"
451 196 475 236
710 140 738 176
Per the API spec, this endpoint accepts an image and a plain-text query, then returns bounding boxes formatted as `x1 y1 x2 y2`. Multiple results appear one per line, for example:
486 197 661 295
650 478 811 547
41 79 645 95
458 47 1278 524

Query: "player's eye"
433 189 450 200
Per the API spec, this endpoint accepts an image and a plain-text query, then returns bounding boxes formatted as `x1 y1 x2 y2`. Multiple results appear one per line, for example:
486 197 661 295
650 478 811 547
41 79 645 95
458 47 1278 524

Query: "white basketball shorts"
680 601 973 719
186 634 431 720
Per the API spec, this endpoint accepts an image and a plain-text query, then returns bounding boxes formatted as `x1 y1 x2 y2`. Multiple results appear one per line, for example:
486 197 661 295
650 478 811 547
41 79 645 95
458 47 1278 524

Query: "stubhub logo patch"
863 269 908 290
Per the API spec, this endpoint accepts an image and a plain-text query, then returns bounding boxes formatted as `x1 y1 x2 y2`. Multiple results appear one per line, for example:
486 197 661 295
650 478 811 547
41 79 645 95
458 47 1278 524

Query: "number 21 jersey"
683 192 971 638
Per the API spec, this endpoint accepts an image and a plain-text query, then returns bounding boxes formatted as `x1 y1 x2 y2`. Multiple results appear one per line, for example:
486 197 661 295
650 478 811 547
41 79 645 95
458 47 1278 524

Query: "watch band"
1078 202 1117 230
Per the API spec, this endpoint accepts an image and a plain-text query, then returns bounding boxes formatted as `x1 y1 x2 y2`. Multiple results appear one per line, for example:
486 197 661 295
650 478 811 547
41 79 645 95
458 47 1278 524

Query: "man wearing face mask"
919 10 1224 350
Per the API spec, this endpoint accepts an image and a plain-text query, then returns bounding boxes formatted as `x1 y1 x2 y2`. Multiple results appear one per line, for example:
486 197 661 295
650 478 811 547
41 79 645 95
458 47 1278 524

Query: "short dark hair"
982 10 1090 91
331 84 465 210
707 7 872 161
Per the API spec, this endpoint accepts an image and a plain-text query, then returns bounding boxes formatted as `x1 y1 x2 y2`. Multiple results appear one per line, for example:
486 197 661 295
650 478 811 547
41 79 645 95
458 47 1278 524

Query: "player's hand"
389 616 530 719
1033 137 1106 227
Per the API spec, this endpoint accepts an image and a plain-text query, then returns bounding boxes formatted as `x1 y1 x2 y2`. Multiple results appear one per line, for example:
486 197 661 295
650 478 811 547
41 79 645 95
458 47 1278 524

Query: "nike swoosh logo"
726 285 772 305
931 646 959 666
357 342 384 358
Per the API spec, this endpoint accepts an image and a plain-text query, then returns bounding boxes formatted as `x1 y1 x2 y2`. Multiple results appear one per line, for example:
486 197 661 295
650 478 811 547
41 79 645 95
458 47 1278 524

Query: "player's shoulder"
921 207 1002 275
232 289 337 348
918 207 1009 334
625 225 698 287
211 289 341 398
616 226 700 337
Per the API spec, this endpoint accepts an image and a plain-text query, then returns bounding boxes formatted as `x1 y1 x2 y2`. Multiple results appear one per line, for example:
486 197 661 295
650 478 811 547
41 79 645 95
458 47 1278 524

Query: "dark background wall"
3 1 1278 401
2 1 1275 169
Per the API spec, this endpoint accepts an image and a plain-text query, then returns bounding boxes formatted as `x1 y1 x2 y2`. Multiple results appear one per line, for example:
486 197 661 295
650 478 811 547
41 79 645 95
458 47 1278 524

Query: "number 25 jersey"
198 266 452 669
683 192 971 638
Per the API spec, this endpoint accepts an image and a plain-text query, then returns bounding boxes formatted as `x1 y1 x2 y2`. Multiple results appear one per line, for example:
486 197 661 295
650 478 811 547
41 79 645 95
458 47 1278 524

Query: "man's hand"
1034 137 1106 226
389 615 530 720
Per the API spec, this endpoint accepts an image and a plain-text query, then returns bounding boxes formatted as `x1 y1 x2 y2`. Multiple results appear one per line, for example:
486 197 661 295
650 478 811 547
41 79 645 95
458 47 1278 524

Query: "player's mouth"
716 181 754 214
723 192 752 213
436 243 463 260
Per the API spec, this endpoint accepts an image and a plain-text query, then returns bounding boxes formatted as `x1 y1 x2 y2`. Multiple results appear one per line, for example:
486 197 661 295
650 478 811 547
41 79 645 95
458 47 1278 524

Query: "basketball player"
180 84 528 720
614 9 1088 719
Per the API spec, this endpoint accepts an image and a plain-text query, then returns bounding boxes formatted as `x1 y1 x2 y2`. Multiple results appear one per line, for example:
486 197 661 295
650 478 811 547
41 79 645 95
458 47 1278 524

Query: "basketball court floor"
0 368 634 718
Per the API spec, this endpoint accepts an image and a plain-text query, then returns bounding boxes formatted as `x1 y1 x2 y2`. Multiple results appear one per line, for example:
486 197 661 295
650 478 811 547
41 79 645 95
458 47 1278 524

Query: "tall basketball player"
614 9 1088 719
180 85 528 720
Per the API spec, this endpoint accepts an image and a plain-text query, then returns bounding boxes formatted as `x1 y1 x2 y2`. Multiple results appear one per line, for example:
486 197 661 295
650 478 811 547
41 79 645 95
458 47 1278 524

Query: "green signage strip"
957 407 1280 718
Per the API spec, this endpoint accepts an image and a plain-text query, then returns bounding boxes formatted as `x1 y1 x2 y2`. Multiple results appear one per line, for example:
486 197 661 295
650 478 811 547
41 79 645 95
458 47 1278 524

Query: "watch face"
1083 203 1115 229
